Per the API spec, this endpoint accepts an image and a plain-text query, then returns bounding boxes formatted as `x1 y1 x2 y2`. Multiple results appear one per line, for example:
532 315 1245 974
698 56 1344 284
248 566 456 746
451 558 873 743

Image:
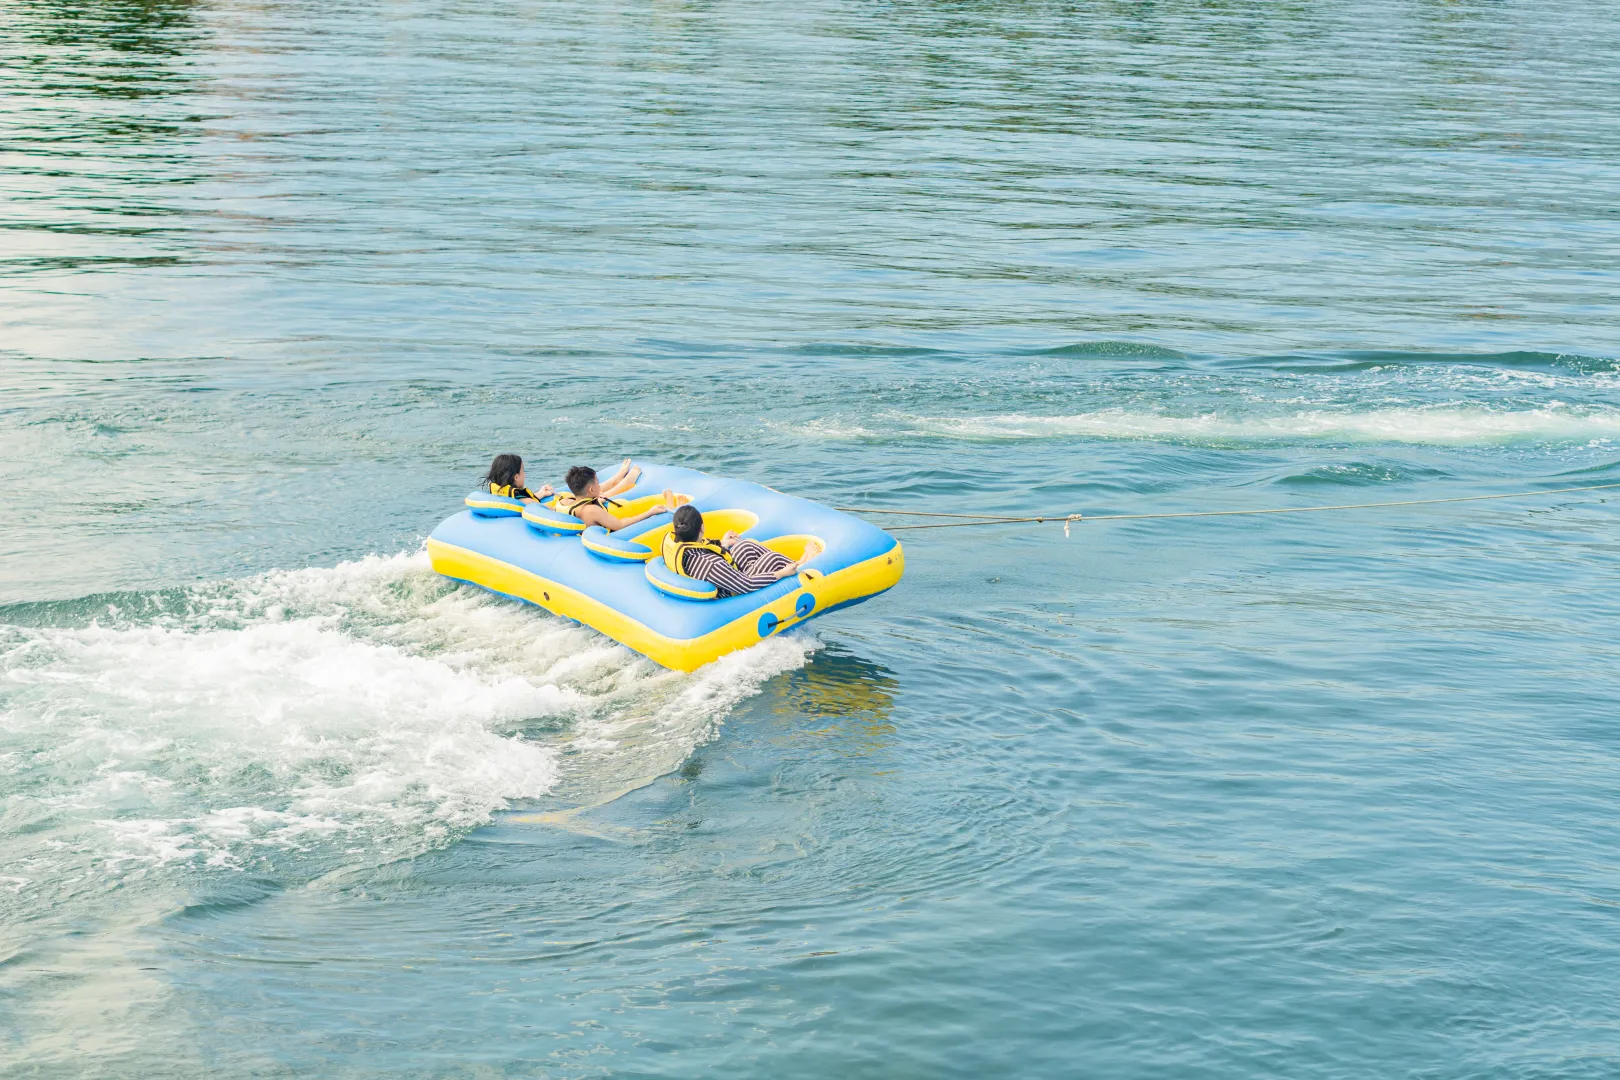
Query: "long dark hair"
484 453 523 489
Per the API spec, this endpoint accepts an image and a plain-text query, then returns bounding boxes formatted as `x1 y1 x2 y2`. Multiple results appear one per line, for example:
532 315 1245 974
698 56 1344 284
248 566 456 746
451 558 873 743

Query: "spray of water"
0 550 813 976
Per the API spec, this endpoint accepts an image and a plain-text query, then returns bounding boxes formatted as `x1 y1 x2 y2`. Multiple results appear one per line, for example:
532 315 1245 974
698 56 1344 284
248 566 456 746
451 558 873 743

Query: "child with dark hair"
555 464 675 533
483 454 553 503
662 505 821 598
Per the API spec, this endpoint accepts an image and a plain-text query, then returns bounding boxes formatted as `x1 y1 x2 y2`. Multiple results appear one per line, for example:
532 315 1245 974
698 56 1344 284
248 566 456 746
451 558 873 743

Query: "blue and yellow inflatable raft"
427 464 905 671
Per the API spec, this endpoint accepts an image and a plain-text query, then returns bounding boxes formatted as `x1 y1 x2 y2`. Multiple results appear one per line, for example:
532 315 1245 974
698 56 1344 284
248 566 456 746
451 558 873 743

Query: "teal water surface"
3 0 1620 1076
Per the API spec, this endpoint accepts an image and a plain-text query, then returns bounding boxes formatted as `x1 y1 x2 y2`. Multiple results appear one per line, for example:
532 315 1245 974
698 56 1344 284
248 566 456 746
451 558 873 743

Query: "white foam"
875 405 1620 446
0 550 818 1067
546 632 820 805
5 606 564 869
0 551 814 886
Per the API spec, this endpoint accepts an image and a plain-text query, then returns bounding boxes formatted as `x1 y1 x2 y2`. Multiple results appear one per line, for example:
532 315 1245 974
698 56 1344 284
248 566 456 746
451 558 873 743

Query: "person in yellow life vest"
483 453 554 502
663 505 821 598
554 464 676 532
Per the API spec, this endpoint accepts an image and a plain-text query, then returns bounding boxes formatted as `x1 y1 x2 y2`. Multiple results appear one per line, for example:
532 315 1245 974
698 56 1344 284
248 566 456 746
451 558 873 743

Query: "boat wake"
0 551 812 936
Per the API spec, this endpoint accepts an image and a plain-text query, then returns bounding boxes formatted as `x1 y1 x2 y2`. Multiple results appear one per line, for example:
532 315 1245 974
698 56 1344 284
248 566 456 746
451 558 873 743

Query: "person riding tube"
484 454 554 502
662 505 820 598
555 464 674 532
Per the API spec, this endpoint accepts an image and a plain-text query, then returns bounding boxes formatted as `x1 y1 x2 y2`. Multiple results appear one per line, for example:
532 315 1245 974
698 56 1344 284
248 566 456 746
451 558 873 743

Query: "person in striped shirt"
662 505 821 598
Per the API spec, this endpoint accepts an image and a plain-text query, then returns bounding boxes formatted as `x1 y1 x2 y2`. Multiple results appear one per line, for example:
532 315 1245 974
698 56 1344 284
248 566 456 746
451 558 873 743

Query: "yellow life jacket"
662 533 734 577
489 482 538 500
553 494 618 520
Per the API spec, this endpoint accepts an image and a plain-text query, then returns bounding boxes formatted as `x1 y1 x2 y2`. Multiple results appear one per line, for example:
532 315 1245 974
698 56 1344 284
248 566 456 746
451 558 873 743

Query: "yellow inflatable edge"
426 537 905 672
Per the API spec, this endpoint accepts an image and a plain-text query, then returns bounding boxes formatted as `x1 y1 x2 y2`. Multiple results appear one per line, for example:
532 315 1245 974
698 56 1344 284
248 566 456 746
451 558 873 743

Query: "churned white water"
0 551 812 956
3 555 552 885
0 552 815 1070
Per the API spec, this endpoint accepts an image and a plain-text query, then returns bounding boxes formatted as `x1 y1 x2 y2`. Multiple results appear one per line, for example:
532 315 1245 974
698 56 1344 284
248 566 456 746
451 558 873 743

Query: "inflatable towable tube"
427 464 905 671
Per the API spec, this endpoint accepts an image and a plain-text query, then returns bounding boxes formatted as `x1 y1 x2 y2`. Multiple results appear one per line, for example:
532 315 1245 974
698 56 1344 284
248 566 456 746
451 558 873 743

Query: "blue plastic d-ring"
757 612 779 637
794 592 815 618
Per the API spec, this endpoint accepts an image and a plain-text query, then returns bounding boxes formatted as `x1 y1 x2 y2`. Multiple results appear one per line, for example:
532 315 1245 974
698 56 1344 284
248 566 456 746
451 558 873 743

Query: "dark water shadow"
758 642 901 755
12 0 204 102
3 0 207 270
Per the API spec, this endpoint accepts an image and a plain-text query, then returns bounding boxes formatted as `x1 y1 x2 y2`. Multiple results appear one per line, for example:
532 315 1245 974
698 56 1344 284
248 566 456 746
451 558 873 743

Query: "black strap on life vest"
489 483 542 500
554 494 620 519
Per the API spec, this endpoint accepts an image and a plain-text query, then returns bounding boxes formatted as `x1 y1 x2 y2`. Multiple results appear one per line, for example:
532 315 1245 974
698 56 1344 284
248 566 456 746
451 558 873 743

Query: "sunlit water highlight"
3 0 1620 1075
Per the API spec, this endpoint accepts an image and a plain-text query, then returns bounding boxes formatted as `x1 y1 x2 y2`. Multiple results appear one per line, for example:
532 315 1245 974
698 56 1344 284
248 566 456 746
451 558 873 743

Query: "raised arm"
615 489 675 530
586 490 673 532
